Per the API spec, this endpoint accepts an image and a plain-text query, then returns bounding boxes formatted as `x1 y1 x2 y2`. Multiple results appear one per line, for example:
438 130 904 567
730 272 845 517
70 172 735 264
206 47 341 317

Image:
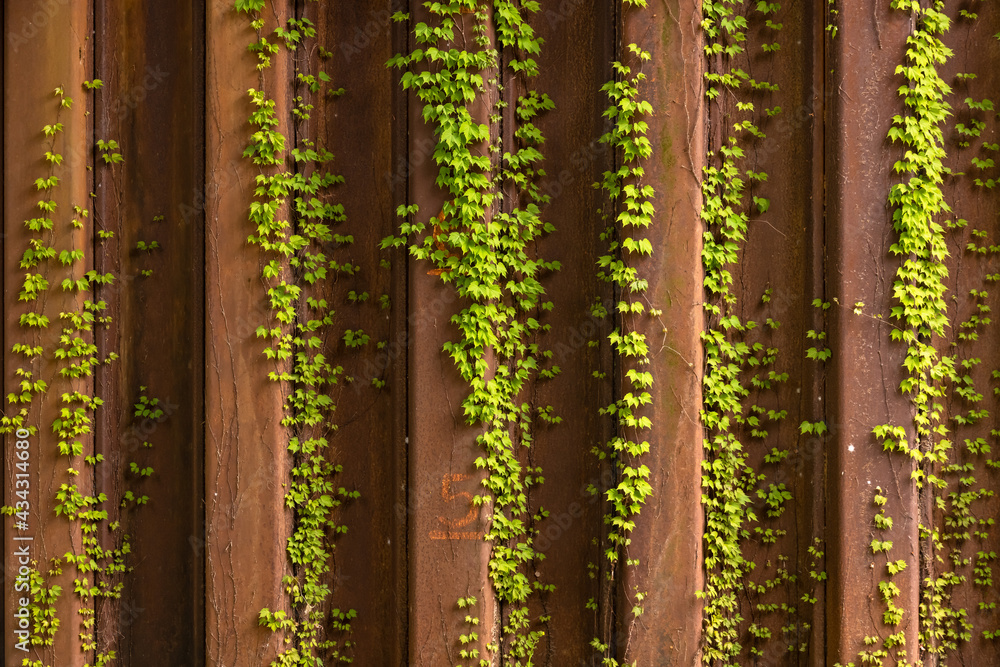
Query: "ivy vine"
236 1 357 664
698 1 817 664
858 1 1000 664
2 81 153 667
385 1 559 663
588 1 656 663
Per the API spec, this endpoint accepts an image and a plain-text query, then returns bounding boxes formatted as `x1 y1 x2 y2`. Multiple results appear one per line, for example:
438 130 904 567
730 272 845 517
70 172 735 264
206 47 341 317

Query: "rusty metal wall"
2 1 1000 666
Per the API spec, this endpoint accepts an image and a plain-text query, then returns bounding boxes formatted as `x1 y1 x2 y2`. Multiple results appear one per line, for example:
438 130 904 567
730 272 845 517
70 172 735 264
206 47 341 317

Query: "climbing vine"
2 82 155 667
4 4 1000 666
697 1 818 664
869 3 956 663
856 1 1000 664
589 1 655 663
236 1 357 664
386 1 558 663
699 2 758 663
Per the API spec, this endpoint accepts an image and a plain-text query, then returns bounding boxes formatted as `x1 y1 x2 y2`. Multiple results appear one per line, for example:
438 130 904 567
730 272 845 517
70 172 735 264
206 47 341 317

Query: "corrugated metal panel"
306 3 409 664
405 7 498 663
92 2 205 662
827 6 921 662
1 2 999 666
528 4 617 664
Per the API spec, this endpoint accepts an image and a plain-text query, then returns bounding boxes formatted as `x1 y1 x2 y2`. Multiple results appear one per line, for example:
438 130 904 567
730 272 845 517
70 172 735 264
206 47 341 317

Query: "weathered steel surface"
92 2 205 664
619 2 706 664
405 6 497 664
203 2 294 666
934 4 1000 663
308 1 408 663
722 3 829 665
526 2 618 664
3 3 93 666
801 8 830 665
826 4 923 664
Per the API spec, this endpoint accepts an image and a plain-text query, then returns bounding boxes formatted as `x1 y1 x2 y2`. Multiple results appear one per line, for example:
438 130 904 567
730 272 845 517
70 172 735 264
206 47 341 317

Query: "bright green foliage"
26 565 62 647
0 83 150 667
95 139 123 165
879 1 954 661
386 2 558 663
883 1 955 451
870 1 999 662
589 2 656 663
595 42 655 561
699 133 758 663
698 2 805 664
700 6 756 662
700 5 754 665
1 93 67 434
238 2 356 664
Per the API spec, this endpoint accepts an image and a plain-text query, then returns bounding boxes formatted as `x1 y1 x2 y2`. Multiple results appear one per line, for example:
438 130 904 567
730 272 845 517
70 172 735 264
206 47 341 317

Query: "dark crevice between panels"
392 1 411 664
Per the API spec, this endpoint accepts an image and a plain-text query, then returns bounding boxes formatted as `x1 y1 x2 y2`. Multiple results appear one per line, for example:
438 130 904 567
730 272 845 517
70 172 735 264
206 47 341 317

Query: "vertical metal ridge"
203 3 296 665
1 5 999 665
194 2 208 665
808 0 829 664
391 3 412 665
617 1 706 664
404 3 497 663
825 4 920 663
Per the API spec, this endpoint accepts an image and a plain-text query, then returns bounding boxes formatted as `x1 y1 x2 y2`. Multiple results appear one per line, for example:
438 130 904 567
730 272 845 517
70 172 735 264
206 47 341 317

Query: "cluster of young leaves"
588 2 658 664
698 1 797 664
237 3 357 665
699 4 753 661
385 2 558 663
0 83 148 667
871 1 1000 661
864 487 908 660
880 1 950 661
879 1 956 457
949 56 1000 647
700 137 758 665
1 90 72 435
